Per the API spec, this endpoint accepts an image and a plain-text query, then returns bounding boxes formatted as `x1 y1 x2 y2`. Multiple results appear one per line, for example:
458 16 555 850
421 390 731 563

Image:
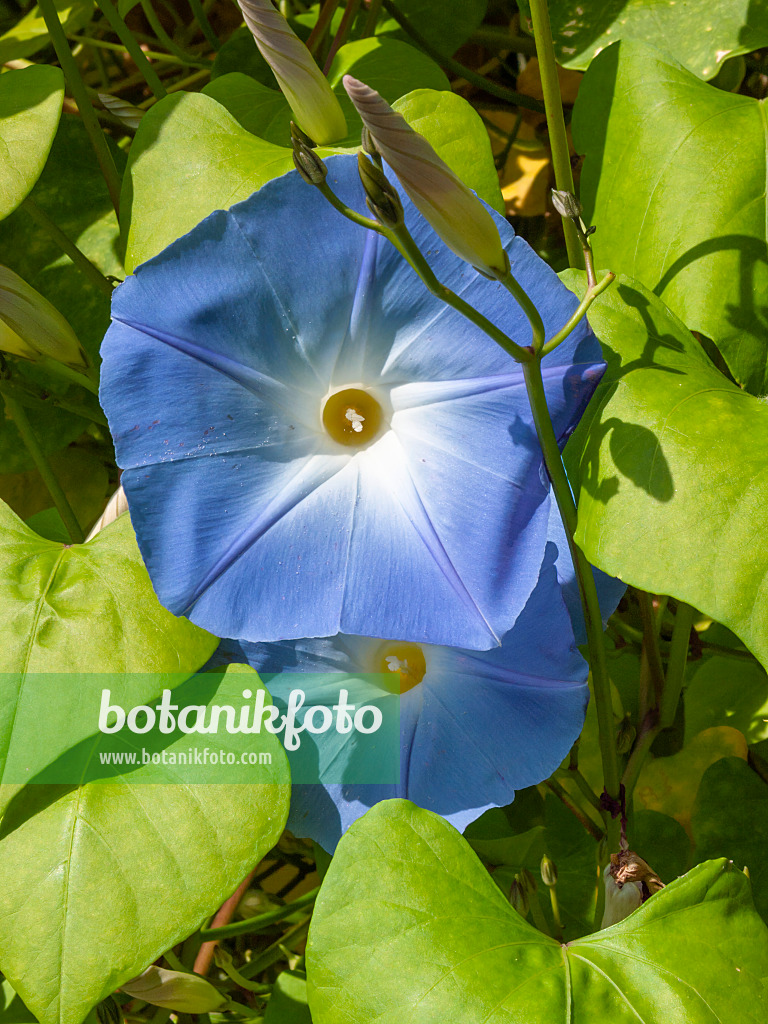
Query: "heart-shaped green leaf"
693 756 768 922
121 92 294 272
0 0 93 65
563 271 768 672
685 654 768 744
0 65 63 221
573 39 768 393
0 497 215 674
542 0 768 79
307 799 768 1022
0 667 290 1024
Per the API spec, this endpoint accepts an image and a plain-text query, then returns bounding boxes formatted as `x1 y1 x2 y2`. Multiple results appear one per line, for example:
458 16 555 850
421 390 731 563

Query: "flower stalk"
527 0 582 269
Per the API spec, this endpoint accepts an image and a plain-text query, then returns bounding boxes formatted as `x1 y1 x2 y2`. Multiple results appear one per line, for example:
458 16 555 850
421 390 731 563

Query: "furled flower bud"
237 0 346 145
0 264 87 368
343 75 507 276
357 152 404 227
616 713 636 755
540 854 558 888
551 189 583 220
121 966 227 1012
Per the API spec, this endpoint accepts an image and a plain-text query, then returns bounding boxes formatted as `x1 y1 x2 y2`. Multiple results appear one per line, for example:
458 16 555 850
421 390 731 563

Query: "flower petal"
215 544 589 851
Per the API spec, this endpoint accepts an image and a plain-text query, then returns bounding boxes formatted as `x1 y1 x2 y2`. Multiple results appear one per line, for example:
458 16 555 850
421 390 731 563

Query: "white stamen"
385 655 405 673
345 408 365 432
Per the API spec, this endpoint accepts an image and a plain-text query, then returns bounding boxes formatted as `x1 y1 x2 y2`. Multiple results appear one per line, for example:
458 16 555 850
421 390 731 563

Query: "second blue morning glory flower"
100 155 604 648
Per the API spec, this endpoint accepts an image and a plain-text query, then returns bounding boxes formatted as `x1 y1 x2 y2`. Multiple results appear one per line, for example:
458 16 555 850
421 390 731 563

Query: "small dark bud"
290 121 317 149
509 877 530 917
96 996 122 1024
361 125 378 157
540 854 558 888
518 867 538 895
357 152 404 227
616 714 636 755
292 146 327 185
551 189 583 220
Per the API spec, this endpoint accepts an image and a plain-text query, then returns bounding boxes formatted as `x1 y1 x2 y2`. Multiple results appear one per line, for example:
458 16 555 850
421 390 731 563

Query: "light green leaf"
466 795 598 941
0 65 63 222
685 654 768 744
393 89 505 214
0 669 290 1024
377 0 487 57
563 271 768 672
692 757 768 921
307 800 768 1023
264 970 311 1024
573 39 768 393
0 0 93 64
0 496 215 673
122 92 293 272
0 115 123 473
547 0 768 79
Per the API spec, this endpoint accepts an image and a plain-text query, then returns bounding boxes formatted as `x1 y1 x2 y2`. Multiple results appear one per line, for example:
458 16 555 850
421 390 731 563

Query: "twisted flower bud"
238 0 346 145
0 264 87 368
343 75 507 276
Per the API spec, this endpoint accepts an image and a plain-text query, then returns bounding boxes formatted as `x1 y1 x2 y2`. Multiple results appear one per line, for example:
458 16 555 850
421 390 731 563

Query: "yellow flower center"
322 387 383 447
374 642 427 694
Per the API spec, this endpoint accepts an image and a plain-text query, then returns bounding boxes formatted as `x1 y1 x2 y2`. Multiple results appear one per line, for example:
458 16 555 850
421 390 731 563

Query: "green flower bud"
95 995 122 1024
551 189 583 220
238 0 346 145
0 264 87 368
509 876 530 917
343 75 506 276
600 864 642 929
540 854 558 888
357 152 404 228
120 966 227 1013
616 714 636 755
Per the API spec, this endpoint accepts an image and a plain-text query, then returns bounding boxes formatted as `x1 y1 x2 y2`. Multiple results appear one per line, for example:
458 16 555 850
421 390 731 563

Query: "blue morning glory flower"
100 155 604 649
214 544 589 852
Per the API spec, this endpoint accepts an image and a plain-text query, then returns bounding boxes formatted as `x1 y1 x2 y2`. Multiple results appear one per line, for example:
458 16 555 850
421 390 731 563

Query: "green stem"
188 0 220 50
546 884 563 941
562 765 604 816
527 0 582 268
37 0 122 217
200 886 319 939
307 0 342 56
527 887 551 937
139 0 213 67
523 357 621 852
539 272 615 356
496 269 545 353
659 602 695 729
72 31 199 68
92 0 168 98
379 0 545 113
545 778 604 841
22 199 114 298
37 355 100 395
323 0 361 72
469 26 537 56
0 378 108 427
637 589 665 708
238 917 311 979
316 183 532 363
362 0 382 36
3 395 84 543
621 710 659 798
